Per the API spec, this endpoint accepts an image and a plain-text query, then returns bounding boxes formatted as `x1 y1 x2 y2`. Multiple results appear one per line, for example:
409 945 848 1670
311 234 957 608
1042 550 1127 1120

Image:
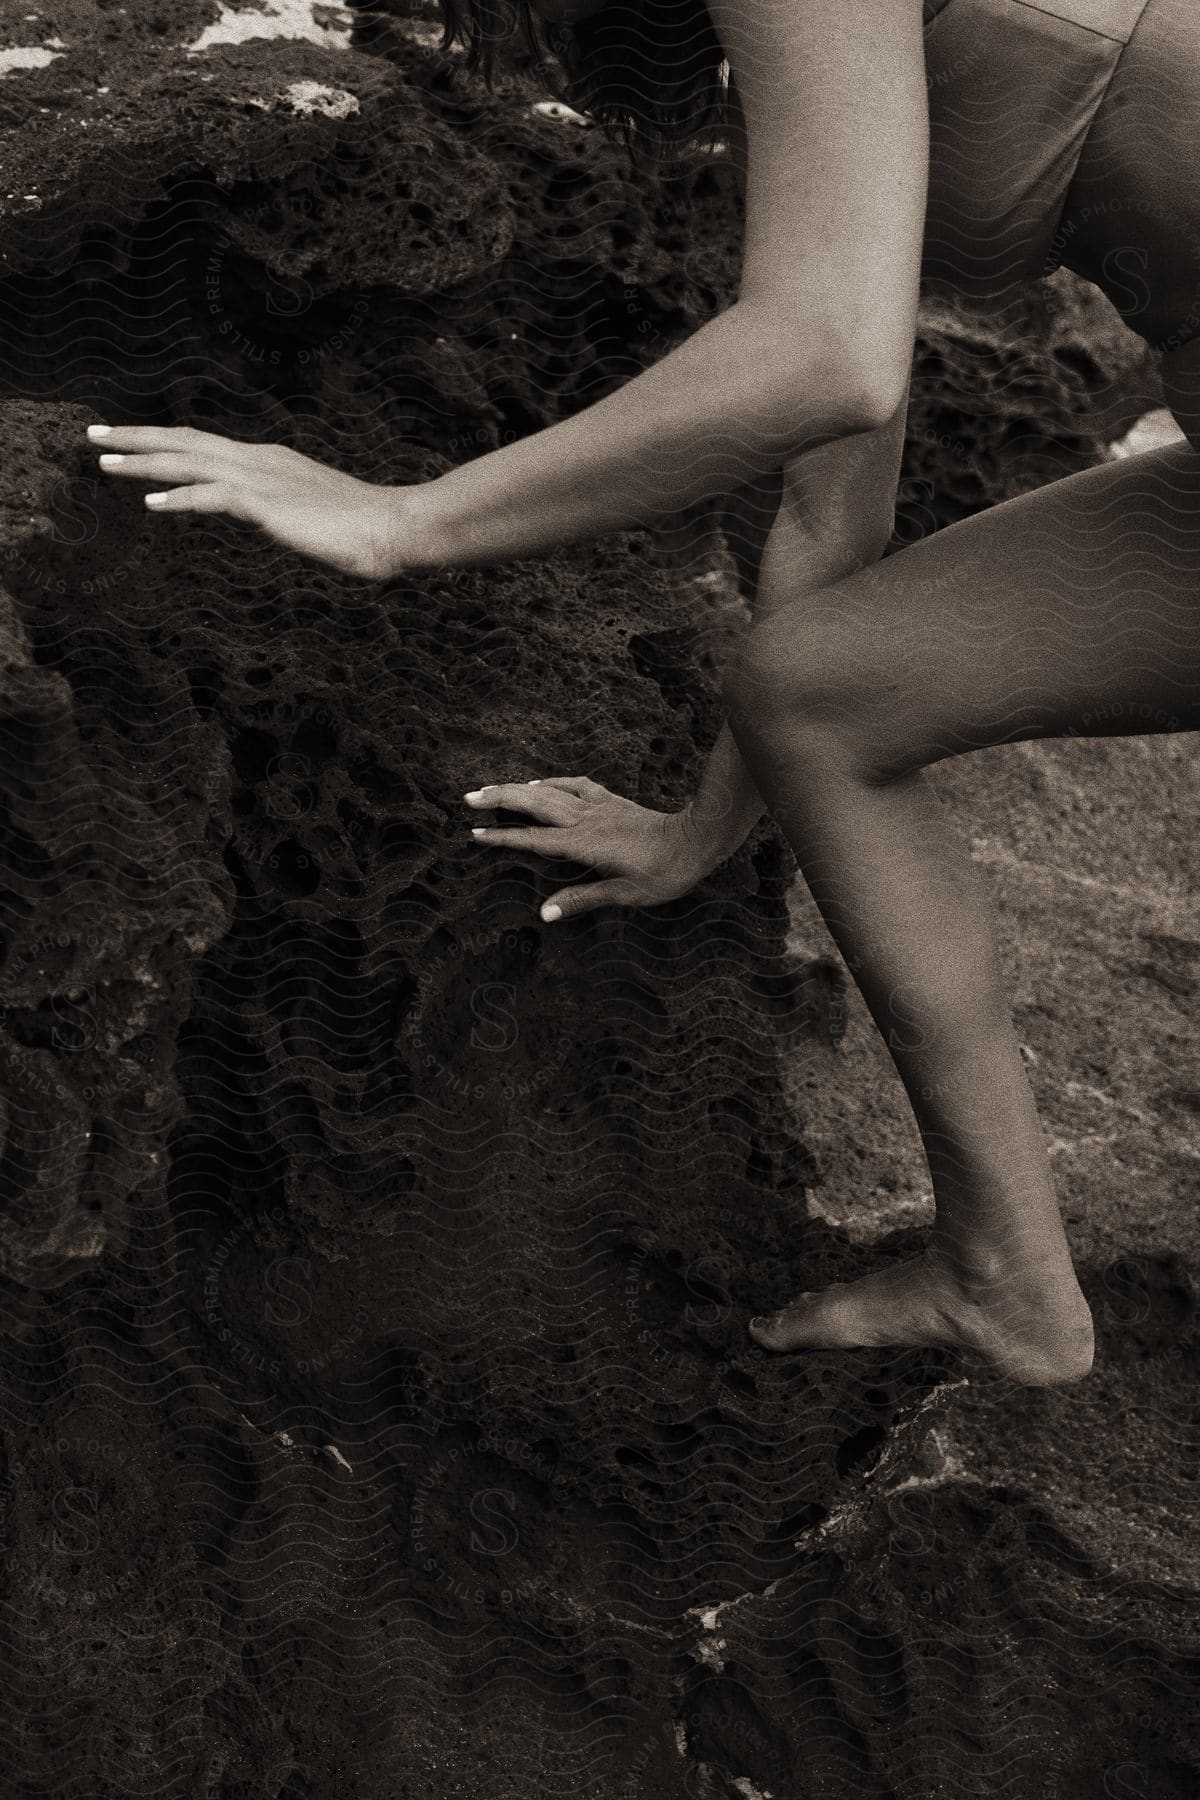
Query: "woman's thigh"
752 439 1200 777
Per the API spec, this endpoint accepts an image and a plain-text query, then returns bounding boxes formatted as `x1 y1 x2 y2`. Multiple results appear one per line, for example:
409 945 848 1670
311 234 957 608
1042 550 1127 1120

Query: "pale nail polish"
541 903 562 923
87 424 112 438
464 790 485 802
471 828 487 837
145 493 167 506
98 453 124 466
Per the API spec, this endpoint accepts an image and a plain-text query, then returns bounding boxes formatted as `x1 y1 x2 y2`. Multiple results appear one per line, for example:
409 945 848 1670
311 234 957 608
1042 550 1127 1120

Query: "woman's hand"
465 777 719 921
86 423 425 580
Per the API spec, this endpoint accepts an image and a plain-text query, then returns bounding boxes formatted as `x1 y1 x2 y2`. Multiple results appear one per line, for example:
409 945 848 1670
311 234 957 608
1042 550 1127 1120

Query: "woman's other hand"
465 777 718 922
87 423 427 580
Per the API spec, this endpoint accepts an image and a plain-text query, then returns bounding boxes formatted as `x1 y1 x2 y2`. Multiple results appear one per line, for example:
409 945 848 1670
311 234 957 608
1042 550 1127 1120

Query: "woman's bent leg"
728 441 1200 1384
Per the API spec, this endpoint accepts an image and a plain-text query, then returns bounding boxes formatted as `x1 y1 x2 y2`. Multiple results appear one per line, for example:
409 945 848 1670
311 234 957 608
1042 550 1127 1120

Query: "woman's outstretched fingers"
85 422 407 580
470 824 570 854
88 423 252 460
536 775 601 798
99 454 224 488
469 780 709 917
92 424 245 514
463 782 581 823
541 880 634 923
143 484 238 515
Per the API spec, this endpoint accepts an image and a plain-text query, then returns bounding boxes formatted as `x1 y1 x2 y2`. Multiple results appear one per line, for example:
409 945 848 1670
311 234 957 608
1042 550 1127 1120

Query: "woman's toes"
749 1295 820 1352
748 1314 782 1351
748 1269 925 1355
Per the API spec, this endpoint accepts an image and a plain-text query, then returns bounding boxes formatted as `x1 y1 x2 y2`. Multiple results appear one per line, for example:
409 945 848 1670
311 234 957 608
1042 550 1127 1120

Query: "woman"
86 0 1200 1385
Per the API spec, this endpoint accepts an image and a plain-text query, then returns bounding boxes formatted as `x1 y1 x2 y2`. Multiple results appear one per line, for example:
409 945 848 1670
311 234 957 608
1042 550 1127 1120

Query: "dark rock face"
0 7 1194 1798
898 277 1162 539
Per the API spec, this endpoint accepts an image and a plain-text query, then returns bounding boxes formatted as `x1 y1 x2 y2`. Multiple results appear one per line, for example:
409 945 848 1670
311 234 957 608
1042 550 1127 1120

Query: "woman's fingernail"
528 779 541 785
87 424 112 439
471 827 487 838
749 1316 767 1331
541 903 562 923
145 493 168 506
98 453 125 466
464 790 485 803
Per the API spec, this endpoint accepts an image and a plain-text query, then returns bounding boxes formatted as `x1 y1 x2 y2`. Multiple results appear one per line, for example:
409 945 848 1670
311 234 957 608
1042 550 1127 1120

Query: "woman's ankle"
927 1224 1079 1301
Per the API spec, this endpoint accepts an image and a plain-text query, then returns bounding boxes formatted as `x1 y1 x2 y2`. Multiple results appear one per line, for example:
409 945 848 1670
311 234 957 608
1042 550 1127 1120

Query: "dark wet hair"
435 0 732 163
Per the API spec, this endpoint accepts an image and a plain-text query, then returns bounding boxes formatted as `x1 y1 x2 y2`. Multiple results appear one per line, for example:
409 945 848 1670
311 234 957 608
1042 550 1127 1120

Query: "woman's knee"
724 600 892 768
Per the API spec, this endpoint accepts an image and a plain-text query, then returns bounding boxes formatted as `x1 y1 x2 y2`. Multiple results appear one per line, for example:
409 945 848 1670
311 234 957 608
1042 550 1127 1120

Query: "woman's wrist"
672 799 748 876
378 480 461 576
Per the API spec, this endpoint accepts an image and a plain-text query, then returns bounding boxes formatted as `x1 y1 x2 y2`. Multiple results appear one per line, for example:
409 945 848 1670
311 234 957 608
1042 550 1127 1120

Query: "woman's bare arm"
405 303 889 570
91 0 929 579
466 0 929 911
414 0 929 567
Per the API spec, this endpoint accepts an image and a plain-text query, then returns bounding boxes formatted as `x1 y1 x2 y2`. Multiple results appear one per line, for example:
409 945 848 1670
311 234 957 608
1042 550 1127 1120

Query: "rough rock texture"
0 5 1194 1798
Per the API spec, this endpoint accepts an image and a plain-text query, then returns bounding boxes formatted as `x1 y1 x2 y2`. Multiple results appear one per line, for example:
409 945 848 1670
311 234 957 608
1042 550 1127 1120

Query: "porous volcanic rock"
0 6 1193 1800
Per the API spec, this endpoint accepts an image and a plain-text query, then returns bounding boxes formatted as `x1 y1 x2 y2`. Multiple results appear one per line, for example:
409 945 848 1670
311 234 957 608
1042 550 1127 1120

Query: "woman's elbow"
806 339 911 437
746 313 910 440
743 356 905 456
840 359 909 434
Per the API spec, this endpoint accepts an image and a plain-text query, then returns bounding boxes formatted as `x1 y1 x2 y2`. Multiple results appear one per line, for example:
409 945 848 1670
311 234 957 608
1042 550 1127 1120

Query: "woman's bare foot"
748 1248 1095 1387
